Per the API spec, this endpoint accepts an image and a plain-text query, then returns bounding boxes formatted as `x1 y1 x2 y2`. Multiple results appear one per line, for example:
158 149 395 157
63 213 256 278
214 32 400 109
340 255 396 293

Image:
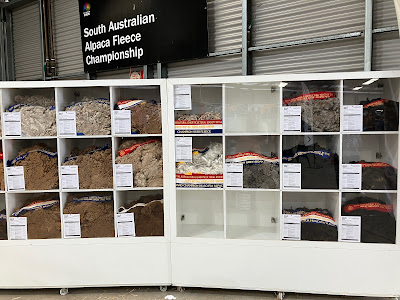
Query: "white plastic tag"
340 216 361 243
225 163 243 189
282 214 301 240
58 111 77 136
63 214 81 238
343 105 363 132
282 106 301 132
3 112 22 136
61 165 79 190
115 164 133 189
9 217 28 240
117 213 136 237
175 137 192 162
113 110 131 134
342 164 362 190
174 85 192 110
6 166 25 191
283 163 301 189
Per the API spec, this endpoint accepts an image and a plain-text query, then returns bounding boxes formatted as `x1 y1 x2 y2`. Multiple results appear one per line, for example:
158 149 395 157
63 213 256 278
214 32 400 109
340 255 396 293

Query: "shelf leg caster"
176 286 185 292
159 286 168 292
275 292 285 300
59 288 69 296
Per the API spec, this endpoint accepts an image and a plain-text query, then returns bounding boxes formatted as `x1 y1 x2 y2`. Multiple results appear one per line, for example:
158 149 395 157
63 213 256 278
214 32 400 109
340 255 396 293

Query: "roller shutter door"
208 0 242 52
12 2 43 80
52 0 84 76
373 31 400 70
373 0 398 28
251 0 365 47
372 0 400 70
253 37 364 75
168 55 242 78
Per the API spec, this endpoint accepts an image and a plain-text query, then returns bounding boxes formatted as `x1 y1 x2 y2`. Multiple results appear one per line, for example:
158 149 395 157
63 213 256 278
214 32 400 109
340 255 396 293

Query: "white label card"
113 110 131 135
9 217 27 240
283 106 301 132
117 213 136 237
175 137 192 162
342 164 362 190
343 105 363 132
3 112 22 136
174 85 192 110
340 216 361 243
63 214 81 238
225 163 243 189
58 111 77 136
6 166 25 191
115 164 134 189
283 163 301 190
282 214 301 240
61 165 79 190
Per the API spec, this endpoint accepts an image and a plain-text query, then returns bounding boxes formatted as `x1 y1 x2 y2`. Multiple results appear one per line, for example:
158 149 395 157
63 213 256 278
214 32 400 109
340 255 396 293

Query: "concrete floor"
0 287 385 300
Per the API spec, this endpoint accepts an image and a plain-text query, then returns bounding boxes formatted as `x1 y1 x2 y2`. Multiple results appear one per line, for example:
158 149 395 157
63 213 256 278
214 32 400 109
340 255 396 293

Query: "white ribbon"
118 199 163 213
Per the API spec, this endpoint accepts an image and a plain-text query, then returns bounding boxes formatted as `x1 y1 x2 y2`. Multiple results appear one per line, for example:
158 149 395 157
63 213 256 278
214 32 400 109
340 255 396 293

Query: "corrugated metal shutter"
167 0 242 78
52 0 84 76
253 37 364 75
208 0 242 52
12 2 43 80
373 31 400 70
373 0 398 28
251 0 365 47
168 55 242 78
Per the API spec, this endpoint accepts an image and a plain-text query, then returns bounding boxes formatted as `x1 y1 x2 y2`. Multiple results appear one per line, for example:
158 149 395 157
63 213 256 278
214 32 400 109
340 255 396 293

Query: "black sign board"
78 0 209 73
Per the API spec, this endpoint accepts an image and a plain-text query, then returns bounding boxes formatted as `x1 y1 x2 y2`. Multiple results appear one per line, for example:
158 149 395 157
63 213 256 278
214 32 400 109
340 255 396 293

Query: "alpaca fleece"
65 97 111 135
14 95 54 107
63 145 113 189
351 161 397 190
284 97 340 132
176 143 223 175
342 196 396 244
282 143 339 189
129 102 162 134
283 207 338 241
13 196 61 239
9 144 58 190
177 112 222 121
243 163 280 189
63 193 114 238
362 99 399 131
0 210 6 240
11 95 56 136
115 139 163 187
122 194 164 236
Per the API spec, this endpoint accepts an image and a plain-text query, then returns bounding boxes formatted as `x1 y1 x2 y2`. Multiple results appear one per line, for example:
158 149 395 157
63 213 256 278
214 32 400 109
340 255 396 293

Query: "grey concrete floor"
0 287 386 300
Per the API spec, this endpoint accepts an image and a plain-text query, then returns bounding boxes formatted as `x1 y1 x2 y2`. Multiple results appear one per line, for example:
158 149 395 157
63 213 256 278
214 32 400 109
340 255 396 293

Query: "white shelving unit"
0 72 399 297
168 71 400 298
0 80 170 289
